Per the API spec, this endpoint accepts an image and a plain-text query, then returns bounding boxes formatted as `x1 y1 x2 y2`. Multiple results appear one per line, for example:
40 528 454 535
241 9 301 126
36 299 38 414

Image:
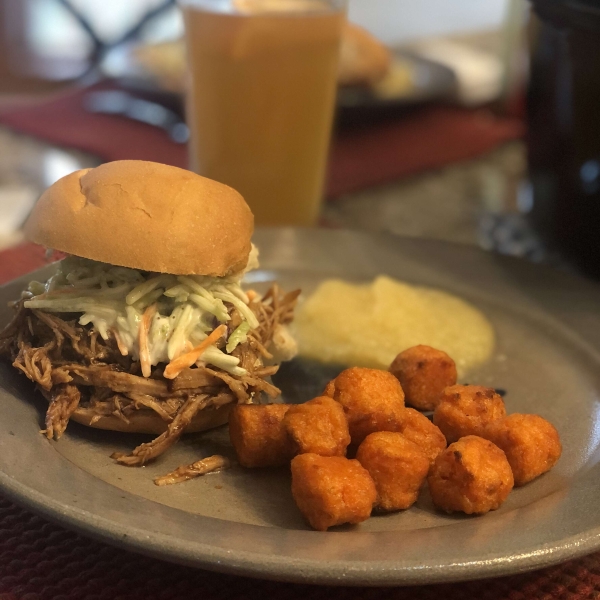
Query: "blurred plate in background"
101 41 457 118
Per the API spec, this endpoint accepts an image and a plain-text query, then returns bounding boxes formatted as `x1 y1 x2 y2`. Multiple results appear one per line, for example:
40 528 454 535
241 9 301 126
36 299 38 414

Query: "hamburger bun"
69 402 233 435
338 23 391 87
24 160 254 277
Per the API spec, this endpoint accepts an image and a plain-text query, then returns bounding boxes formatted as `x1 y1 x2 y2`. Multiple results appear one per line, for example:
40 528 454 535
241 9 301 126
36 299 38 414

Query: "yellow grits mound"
293 276 494 377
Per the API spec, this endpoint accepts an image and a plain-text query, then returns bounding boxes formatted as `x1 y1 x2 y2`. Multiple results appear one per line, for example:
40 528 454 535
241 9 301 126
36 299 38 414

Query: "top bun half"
24 160 254 277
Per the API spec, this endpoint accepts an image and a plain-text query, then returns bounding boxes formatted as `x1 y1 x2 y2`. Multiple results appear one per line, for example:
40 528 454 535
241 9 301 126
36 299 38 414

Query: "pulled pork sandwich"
0 160 299 465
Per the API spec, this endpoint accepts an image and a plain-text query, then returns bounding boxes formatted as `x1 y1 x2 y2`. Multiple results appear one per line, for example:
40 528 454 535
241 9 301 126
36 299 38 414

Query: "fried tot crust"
397 408 447 465
324 367 405 445
433 385 506 443
283 396 350 457
482 413 562 486
229 404 293 468
390 345 457 411
357 432 429 512
291 454 377 531
428 435 514 515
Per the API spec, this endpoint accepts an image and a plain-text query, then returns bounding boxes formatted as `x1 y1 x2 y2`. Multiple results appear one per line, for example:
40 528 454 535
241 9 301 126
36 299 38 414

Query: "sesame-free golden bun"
24 160 254 277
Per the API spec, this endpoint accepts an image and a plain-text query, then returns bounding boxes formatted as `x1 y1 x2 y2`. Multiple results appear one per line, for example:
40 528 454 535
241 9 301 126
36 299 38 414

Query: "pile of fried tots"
228 344 562 531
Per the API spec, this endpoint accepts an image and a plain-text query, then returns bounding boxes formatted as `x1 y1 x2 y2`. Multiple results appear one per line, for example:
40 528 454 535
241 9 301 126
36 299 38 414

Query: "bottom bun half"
69 403 233 435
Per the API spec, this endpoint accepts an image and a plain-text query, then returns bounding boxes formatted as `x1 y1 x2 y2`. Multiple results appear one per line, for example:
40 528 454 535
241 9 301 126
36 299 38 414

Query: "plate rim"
2 467 600 587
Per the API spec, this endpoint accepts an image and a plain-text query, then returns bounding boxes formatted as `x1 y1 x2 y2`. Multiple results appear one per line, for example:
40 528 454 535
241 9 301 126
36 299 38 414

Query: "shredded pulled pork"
0 286 299 464
154 454 232 486
41 383 81 440
111 394 211 465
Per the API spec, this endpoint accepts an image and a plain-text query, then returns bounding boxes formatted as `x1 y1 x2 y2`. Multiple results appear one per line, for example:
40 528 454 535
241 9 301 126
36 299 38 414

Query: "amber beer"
181 0 345 225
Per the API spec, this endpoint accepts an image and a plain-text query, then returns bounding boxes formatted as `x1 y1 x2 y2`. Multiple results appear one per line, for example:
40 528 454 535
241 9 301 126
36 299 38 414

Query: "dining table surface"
0 81 598 600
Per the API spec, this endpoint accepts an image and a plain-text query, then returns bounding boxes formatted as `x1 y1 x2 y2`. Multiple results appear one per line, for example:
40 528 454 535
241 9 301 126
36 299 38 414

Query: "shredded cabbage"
23 249 260 375
226 322 251 353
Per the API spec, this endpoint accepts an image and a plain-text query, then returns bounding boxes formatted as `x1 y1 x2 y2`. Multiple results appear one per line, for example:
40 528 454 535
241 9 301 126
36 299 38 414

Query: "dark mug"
527 0 600 277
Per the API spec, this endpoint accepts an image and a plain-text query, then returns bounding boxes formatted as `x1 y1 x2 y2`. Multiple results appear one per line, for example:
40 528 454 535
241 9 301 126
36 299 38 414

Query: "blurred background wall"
0 0 510 91
349 0 508 44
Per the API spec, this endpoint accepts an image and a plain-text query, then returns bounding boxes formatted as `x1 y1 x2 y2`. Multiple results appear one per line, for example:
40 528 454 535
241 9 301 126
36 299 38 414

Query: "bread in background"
338 23 392 86
129 22 392 93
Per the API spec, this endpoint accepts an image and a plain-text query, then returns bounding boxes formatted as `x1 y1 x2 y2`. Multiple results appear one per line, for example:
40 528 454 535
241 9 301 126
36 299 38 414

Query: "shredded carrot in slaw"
139 303 157 378
163 324 227 380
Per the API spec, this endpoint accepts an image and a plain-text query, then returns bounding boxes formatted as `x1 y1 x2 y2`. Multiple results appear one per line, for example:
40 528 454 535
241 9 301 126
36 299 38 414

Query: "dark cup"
527 0 600 277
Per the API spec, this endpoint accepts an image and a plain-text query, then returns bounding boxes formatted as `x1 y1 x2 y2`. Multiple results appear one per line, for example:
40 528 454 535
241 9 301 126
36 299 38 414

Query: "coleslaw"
23 246 261 377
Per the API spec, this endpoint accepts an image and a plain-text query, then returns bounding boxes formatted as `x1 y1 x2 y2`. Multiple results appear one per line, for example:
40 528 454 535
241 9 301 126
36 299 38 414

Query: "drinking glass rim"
177 0 347 15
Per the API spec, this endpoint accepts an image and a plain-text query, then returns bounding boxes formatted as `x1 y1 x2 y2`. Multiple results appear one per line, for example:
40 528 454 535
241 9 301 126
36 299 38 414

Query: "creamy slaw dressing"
23 246 260 376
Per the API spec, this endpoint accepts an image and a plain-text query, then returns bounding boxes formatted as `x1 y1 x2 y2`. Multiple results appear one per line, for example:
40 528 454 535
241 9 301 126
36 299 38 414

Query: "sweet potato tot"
283 396 350 457
433 385 506 443
291 453 376 531
229 403 293 468
397 408 447 465
357 432 429 512
428 435 514 515
324 367 405 444
390 345 457 411
482 414 562 486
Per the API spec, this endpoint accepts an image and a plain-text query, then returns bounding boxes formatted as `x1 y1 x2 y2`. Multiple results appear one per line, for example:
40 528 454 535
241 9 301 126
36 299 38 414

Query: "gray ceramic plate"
1 229 600 587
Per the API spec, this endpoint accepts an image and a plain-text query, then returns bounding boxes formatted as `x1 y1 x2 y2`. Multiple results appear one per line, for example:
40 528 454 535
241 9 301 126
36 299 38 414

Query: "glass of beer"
180 0 346 226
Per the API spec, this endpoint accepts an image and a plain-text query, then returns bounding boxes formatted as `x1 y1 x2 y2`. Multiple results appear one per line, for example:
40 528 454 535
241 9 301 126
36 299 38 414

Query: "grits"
293 276 494 377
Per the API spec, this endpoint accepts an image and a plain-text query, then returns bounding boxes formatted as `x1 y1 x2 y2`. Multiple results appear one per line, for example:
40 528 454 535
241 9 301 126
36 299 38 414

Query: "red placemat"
1 247 600 600
0 496 600 600
0 83 524 199
0 243 51 286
